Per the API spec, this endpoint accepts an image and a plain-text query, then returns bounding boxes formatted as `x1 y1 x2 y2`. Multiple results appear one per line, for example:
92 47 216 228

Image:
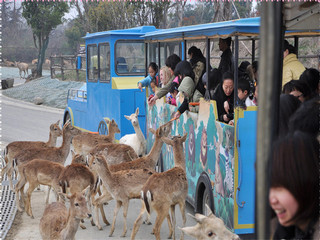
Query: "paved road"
1 94 196 240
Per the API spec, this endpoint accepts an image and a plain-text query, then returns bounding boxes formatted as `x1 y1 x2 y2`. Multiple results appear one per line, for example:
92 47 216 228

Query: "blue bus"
63 26 157 137
64 6 319 236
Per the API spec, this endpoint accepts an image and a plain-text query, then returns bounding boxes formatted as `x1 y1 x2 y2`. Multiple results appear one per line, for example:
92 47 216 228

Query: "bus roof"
143 17 319 41
83 26 157 40
143 17 261 41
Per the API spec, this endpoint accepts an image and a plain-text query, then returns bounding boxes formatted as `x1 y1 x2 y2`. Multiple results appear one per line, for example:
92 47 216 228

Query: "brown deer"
39 189 92 240
91 153 154 237
107 121 173 173
1 120 62 191
89 142 138 165
131 133 188 240
58 151 96 229
72 119 120 156
14 61 29 79
13 122 81 206
180 205 240 240
15 159 65 218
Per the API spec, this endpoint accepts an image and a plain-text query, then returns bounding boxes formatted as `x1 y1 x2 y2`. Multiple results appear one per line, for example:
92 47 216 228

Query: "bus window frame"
98 42 111 83
114 40 146 76
87 44 98 82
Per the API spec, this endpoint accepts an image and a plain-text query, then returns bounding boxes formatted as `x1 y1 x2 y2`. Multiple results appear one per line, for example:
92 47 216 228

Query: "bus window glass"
87 45 98 82
115 41 145 75
148 42 159 66
99 43 110 82
160 42 182 67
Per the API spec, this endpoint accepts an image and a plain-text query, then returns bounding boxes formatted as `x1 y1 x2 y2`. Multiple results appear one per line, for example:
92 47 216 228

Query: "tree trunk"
36 35 49 78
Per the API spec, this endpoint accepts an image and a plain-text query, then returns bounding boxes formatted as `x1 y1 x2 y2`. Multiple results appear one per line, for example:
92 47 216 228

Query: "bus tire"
64 112 70 125
195 173 214 215
98 120 108 135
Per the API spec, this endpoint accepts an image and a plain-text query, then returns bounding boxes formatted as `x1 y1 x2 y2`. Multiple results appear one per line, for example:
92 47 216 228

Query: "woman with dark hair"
173 61 202 119
282 40 305 88
278 94 301 137
188 46 207 95
269 131 319 239
212 71 234 123
298 68 319 98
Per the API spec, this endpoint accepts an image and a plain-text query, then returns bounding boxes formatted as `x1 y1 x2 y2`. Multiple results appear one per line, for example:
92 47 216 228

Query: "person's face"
160 70 165 84
237 89 248 101
269 187 299 227
150 82 156 91
148 66 156 78
188 53 193 60
219 39 227 51
290 90 304 102
222 79 234 96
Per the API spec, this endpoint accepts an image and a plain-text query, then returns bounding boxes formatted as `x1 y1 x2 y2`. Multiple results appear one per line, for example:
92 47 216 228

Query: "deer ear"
135 107 139 115
56 120 60 125
124 115 130 120
205 204 214 217
71 150 75 158
179 226 198 237
82 185 90 196
194 213 207 224
105 119 110 124
181 133 188 142
149 128 156 135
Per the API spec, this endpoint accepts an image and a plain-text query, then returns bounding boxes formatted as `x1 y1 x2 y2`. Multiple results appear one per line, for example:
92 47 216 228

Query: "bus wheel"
64 112 70 125
98 120 108 135
202 188 213 216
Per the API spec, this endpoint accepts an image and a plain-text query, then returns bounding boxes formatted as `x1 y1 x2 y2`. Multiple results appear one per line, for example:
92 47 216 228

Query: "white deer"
119 108 146 157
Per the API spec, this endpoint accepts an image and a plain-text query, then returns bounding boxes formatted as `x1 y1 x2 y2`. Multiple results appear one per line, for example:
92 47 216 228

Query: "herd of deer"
0 108 240 240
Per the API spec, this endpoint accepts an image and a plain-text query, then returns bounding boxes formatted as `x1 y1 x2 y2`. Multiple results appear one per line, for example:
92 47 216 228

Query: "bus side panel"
147 98 236 231
233 107 257 234
67 99 88 129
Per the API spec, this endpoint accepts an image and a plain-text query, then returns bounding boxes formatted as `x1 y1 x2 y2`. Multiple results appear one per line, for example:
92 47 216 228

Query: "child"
237 76 251 108
246 81 258 106
138 62 159 96
166 82 179 106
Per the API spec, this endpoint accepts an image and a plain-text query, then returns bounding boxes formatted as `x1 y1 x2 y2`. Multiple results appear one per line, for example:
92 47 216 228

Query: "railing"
50 55 86 81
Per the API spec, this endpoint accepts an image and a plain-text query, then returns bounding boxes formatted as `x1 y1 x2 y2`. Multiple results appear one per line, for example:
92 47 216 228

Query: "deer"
72 119 120 157
107 121 173 173
1 120 62 191
14 61 29 79
91 153 155 237
89 142 138 165
180 204 240 240
31 59 38 65
39 189 92 240
58 150 96 229
119 108 147 157
13 122 81 207
131 133 188 240
15 159 65 218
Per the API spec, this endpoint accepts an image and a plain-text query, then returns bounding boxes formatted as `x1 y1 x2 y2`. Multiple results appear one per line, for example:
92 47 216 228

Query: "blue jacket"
138 73 158 95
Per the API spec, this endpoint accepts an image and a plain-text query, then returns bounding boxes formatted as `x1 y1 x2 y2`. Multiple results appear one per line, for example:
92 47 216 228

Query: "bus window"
115 41 145 75
99 43 110 83
87 44 98 82
148 42 159 66
160 42 182 67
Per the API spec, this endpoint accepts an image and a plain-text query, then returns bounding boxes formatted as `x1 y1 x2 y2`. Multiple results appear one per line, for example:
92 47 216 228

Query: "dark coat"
218 48 234 76
212 83 234 122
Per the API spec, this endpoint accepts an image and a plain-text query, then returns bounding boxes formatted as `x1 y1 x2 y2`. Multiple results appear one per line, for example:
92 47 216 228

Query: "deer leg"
121 200 129 237
93 191 112 229
170 205 176 240
25 182 37 218
131 201 146 240
14 176 26 212
166 213 173 239
178 201 186 240
153 206 170 240
109 200 122 237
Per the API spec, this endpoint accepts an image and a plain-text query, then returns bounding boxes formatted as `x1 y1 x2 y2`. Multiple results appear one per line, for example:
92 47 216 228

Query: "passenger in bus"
236 74 251 108
138 62 159 96
278 94 301 137
166 83 178 106
298 68 319 99
188 46 207 95
282 80 296 95
201 68 221 98
212 71 234 123
269 131 319 240
282 40 305 88
246 81 258 107
288 96 320 140
238 61 250 78
218 37 234 76
172 60 202 119
148 54 181 106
